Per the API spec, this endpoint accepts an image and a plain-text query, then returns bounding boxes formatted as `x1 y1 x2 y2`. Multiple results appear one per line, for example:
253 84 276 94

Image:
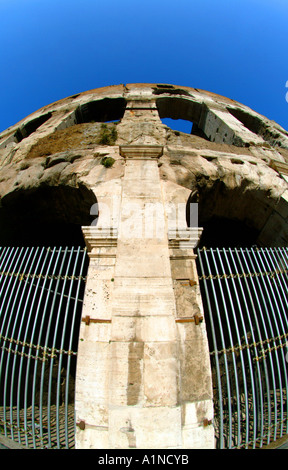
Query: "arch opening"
188 182 288 448
75 97 127 124
227 107 288 148
15 113 53 143
156 96 209 139
0 183 96 447
186 179 285 248
0 183 97 247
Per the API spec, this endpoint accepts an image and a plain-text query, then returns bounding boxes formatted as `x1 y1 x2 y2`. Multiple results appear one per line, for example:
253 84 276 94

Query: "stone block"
111 315 176 342
144 342 178 406
114 240 171 278
173 281 202 319
75 402 109 428
182 400 214 427
119 199 166 239
82 279 114 320
108 406 182 449
79 321 111 343
178 339 213 402
181 400 215 447
182 424 215 449
76 426 109 449
111 277 176 317
170 257 195 280
124 158 160 180
75 341 110 418
109 341 144 406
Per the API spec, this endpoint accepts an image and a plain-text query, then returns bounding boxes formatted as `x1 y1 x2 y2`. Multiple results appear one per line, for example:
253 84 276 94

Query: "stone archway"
186 173 288 448
0 181 97 448
0 183 97 247
186 168 288 248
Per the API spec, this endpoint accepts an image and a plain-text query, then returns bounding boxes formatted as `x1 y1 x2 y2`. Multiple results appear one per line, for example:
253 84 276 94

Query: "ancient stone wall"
0 84 287 448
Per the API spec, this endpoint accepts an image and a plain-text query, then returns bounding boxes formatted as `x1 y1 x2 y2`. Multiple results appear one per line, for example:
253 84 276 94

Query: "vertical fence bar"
31 246 64 448
197 248 225 448
245 248 279 443
211 248 241 447
64 248 87 448
278 248 288 278
264 248 288 437
39 247 70 448
55 247 81 448
21 247 56 447
1 247 32 440
226 248 260 448
255 248 287 439
202 247 233 448
217 248 251 448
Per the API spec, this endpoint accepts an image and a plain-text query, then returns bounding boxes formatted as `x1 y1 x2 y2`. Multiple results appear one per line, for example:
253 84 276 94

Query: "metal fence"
0 246 89 449
197 247 288 449
2 244 287 449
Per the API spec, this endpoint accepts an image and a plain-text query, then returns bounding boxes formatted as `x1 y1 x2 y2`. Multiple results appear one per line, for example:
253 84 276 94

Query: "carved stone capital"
119 145 163 160
168 228 203 250
82 226 118 258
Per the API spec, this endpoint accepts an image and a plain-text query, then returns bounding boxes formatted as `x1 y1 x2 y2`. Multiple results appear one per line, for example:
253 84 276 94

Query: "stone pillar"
75 227 118 448
75 144 214 449
168 228 214 448
107 144 182 448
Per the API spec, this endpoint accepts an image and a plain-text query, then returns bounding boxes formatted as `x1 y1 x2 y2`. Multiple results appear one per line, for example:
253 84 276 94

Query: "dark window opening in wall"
190 122 210 139
156 96 210 139
15 113 52 143
155 84 175 89
227 107 262 135
228 107 288 147
75 97 126 124
153 85 190 96
0 184 98 247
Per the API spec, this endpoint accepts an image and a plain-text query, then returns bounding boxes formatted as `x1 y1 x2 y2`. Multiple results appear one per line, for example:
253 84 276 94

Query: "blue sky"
0 0 288 133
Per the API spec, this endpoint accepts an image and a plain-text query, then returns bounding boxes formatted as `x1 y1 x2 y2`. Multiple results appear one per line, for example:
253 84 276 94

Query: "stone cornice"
168 228 203 249
82 226 118 257
119 145 163 159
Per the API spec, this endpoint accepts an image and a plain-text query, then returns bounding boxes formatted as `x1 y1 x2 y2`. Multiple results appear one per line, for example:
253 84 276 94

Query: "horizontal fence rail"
197 247 288 449
0 246 89 449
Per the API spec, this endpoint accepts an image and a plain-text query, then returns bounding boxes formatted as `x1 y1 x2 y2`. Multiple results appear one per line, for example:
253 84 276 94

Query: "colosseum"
0 83 288 450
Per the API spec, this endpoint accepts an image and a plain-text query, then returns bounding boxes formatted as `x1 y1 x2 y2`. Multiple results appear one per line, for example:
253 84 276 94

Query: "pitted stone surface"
1 84 288 449
0 84 287 245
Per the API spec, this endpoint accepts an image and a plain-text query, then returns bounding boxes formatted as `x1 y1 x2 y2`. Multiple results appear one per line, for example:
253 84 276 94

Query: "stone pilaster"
107 144 182 448
168 228 214 448
76 144 214 449
75 227 117 448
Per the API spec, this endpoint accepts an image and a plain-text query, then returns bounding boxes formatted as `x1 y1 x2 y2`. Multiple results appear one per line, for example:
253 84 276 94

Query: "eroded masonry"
0 84 288 449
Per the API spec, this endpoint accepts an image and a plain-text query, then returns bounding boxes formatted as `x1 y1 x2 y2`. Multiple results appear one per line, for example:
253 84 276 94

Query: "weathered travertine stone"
1 83 288 449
